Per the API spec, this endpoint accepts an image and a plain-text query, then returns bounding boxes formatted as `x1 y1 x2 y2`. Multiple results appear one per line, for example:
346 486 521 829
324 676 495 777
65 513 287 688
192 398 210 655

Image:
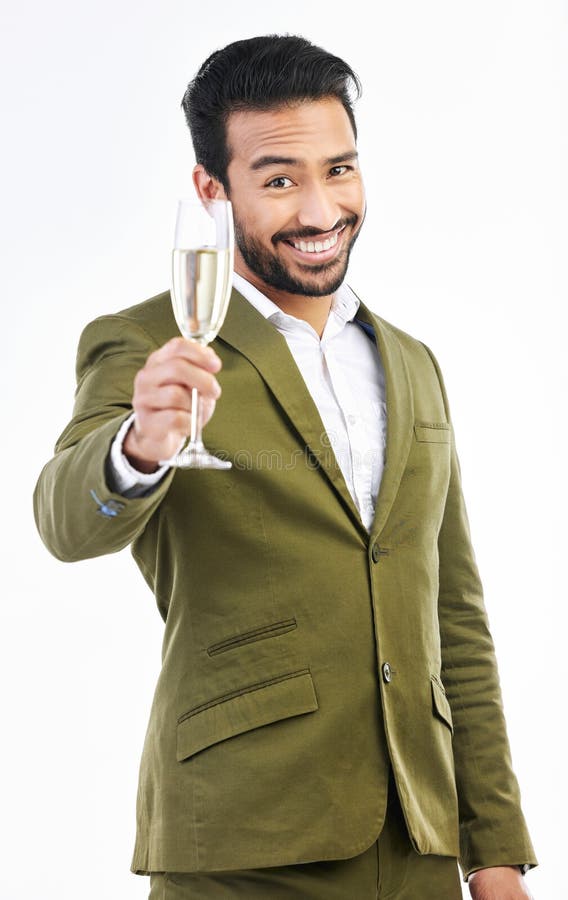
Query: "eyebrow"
250 151 359 172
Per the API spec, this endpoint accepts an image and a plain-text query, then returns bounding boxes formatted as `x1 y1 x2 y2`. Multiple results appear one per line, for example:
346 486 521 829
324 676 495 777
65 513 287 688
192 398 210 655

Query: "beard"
233 212 363 298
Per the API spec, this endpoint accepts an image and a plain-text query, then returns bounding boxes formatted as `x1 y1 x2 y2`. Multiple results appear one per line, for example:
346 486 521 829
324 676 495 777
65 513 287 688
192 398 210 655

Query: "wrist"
123 424 160 474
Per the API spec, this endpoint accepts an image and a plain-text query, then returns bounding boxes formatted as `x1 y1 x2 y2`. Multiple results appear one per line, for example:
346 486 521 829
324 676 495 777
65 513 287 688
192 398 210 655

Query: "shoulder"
116 291 179 345
358 302 439 370
75 290 177 380
107 289 177 346
377 313 428 353
352 294 449 412
78 289 177 350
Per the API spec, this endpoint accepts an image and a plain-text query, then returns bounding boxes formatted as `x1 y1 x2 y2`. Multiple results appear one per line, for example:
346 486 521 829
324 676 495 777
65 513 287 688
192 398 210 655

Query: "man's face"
223 98 365 298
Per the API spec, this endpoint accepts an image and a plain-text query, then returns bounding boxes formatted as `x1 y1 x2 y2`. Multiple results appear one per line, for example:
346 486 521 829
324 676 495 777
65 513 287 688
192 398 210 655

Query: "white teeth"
292 230 341 252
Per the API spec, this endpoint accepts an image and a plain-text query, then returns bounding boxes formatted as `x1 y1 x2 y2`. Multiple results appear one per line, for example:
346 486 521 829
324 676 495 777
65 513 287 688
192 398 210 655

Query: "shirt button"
382 662 392 683
347 414 357 425
371 542 381 563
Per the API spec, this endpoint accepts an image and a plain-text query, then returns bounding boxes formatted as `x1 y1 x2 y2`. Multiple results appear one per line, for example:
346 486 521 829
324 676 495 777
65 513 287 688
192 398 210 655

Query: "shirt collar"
232 272 361 327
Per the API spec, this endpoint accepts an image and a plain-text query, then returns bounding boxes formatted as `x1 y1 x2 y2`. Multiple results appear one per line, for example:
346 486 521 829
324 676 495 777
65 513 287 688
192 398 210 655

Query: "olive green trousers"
147 769 463 899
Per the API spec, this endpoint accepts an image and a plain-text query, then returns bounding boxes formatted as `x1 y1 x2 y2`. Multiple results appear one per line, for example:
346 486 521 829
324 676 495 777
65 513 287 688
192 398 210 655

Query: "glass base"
162 440 232 470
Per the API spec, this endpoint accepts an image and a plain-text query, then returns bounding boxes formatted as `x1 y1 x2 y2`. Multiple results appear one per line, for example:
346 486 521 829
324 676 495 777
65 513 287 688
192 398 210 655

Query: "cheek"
329 172 365 211
342 181 365 214
229 172 278 248
238 199 293 248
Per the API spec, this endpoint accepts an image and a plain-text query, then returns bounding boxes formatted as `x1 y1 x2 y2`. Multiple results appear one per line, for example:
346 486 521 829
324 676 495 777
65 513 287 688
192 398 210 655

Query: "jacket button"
371 542 381 563
382 662 392 683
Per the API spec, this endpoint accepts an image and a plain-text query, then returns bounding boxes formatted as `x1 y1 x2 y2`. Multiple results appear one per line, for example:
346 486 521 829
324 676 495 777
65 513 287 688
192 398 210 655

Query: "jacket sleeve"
422 344 538 882
33 314 175 562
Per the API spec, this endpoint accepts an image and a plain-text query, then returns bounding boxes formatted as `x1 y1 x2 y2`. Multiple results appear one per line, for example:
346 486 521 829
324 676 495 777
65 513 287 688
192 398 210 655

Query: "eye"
329 165 350 177
266 176 293 189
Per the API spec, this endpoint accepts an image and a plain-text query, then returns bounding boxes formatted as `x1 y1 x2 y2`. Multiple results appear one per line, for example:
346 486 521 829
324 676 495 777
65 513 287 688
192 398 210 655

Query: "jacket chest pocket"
413 422 451 443
407 420 451 488
390 421 451 547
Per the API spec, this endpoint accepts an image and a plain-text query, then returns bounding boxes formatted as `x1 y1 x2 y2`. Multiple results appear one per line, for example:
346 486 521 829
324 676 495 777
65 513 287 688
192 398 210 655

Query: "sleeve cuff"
108 412 172 497
464 862 534 882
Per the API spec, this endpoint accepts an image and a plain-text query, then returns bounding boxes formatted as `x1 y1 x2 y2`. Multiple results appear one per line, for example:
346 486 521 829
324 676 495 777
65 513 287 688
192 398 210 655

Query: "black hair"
181 34 361 192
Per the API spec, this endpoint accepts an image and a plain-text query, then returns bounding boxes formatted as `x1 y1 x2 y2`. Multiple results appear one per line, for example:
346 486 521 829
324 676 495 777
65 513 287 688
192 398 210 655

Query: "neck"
269 293 333 339
235 264 333 339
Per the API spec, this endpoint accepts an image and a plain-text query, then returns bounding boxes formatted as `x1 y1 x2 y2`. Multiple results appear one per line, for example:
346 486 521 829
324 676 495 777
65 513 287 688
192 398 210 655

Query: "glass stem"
190 387 203 447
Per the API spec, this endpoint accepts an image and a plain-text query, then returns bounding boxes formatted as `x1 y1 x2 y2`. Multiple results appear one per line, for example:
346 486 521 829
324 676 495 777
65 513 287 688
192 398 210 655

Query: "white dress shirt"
109 273 387 531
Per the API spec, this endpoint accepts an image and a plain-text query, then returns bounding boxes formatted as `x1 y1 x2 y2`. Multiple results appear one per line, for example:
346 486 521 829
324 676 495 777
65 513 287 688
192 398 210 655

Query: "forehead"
225 98 356 168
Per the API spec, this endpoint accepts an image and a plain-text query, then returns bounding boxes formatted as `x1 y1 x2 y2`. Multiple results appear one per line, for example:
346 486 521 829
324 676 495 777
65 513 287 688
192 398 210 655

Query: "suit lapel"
217 288 414 543
218 289 366 532
353 301 415 542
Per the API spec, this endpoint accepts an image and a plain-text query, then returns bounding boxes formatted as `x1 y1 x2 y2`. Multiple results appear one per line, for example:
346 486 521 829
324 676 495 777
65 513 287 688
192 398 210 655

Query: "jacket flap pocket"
414 423 451 443
176 669 318 762
431 676 454 733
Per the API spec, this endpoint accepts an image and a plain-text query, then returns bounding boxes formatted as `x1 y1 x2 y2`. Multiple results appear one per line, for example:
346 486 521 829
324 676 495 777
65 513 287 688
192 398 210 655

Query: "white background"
1 1 566 897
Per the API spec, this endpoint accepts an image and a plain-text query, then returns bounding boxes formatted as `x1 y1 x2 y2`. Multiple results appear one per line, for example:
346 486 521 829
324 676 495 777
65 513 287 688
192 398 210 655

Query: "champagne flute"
161 198 234 469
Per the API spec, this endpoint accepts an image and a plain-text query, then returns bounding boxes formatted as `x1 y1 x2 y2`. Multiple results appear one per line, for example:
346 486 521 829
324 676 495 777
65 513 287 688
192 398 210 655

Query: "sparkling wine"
171 247 232 342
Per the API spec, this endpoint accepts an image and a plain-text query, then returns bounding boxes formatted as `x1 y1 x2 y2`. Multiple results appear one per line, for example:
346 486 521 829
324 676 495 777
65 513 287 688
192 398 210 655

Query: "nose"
296 182 340 235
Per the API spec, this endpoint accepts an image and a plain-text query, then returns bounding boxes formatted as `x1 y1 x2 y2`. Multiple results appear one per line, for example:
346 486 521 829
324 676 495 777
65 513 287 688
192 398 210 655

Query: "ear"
193 165 228 201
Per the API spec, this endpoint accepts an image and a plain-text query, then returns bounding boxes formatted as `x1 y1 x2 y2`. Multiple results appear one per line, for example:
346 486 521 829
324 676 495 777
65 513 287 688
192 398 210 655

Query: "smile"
292 229 340 253
284 225 346 262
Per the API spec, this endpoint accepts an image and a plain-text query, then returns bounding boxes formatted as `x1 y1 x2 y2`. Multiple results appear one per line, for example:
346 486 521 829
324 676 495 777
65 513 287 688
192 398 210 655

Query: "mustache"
273 214 358 245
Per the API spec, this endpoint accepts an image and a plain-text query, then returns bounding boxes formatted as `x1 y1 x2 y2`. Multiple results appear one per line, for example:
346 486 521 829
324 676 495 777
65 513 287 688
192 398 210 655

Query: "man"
34 34 537 899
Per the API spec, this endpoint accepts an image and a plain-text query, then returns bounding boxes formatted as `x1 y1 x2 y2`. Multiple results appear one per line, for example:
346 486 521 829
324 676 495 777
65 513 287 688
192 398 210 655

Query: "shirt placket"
321 337 371 526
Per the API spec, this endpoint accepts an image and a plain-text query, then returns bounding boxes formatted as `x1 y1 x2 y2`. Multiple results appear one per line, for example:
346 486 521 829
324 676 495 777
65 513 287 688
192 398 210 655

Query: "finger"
147 337 222 372
136 359 222 400
135 407 192 441
142 384 192 413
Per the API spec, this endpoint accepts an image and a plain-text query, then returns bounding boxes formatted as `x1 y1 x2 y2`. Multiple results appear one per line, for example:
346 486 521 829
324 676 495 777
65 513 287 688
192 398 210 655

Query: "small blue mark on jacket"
90 489 125 518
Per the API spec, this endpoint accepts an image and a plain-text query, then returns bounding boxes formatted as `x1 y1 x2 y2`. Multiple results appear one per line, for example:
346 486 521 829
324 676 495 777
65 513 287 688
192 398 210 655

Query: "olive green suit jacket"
34 288 537 880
